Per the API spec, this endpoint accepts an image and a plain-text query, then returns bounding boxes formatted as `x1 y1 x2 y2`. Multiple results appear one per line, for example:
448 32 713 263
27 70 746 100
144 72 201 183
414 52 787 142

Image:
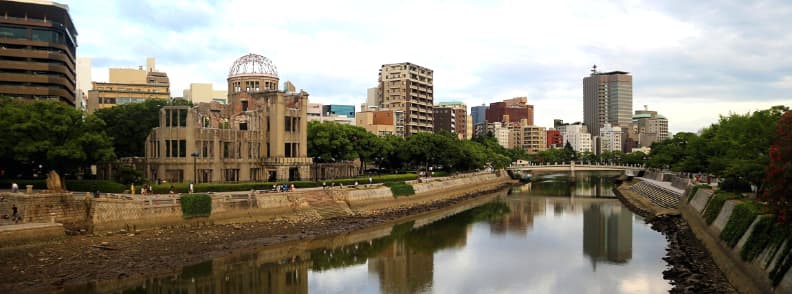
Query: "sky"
68 0 791 134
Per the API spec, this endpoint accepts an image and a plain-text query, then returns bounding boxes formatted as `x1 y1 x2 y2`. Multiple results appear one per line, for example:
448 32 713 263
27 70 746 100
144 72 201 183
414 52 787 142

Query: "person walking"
189 182 194 194
131 183 136 195
11 182 19 193
369 177 373 185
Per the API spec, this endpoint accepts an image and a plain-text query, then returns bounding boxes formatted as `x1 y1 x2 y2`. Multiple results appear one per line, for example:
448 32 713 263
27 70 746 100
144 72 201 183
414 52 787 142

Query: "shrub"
740 215 777 261
66 180 127 193
720 201 763 247
703 192 741 224
180 194 212 218
384 182 415 197
720 176 752 193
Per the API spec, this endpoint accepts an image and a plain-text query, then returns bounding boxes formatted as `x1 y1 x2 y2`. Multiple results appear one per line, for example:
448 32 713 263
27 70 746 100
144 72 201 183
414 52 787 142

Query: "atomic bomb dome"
228 53 278 78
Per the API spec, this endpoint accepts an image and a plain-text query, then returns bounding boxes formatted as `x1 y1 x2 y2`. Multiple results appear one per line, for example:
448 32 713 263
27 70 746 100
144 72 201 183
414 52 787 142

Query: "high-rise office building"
471 104 488 125
377 62 433 136
0 0 78 106
583 66 632 139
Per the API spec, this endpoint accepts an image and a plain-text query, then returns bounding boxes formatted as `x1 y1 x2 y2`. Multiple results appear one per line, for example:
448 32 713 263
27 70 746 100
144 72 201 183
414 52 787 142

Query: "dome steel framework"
228 53 278 78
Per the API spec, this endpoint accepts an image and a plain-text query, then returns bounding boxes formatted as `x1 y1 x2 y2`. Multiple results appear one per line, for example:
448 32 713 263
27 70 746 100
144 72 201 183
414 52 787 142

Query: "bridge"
507 162 645 179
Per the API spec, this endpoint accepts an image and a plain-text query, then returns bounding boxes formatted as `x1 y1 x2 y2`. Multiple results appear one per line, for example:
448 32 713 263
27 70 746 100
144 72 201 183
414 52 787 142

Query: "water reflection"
74 172 670 293
526 171 621 197
583 204 633 268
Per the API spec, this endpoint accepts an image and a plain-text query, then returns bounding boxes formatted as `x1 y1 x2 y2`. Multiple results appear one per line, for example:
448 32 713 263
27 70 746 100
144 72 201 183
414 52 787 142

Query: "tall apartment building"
87 58 170 113
145 53 312 182
583 66 632 139
485 97 534 125
183 83 228 104
377 62 433 136
632 106 669 148
437 101 468 139
599 123 623 152
0 0 78 106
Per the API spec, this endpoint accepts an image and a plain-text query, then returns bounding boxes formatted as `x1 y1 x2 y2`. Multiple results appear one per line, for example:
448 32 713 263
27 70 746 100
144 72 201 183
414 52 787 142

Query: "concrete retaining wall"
679 188 792 294
0 192 90 230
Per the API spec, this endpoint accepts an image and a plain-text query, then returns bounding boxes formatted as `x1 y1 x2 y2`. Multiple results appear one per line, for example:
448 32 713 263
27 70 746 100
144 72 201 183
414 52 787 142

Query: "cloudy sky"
69 0 791 133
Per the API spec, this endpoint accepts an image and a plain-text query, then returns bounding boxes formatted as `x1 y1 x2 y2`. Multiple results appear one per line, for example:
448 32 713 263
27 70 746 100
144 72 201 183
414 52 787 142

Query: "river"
72 171 671 293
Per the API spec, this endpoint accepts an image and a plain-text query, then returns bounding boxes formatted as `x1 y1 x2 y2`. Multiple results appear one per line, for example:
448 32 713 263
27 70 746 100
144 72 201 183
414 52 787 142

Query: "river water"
81 171 671 293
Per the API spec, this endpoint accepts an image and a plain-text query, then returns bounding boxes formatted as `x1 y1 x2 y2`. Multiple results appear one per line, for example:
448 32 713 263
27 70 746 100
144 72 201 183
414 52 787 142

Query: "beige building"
518 125 547 153
376 62 434 136
183 83 228 104
145 53 312 183
632 106 669 147
86 57 170 113
356 109 400 136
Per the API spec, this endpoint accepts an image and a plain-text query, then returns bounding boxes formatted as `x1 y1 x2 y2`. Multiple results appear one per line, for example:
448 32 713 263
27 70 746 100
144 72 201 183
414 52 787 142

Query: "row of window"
152 139 300 159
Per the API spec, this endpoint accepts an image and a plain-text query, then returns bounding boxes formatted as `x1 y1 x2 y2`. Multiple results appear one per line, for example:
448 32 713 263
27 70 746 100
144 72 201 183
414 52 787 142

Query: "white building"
487 122 512 149
599 123 623 153
562 124 592 152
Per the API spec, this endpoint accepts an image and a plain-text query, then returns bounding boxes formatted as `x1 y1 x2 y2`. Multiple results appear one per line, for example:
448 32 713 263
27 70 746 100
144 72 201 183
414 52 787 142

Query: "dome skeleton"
228 53 279 78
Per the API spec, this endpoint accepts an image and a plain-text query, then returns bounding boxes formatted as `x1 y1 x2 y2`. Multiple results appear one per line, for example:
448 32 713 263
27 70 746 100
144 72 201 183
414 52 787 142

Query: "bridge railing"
509 162 647 169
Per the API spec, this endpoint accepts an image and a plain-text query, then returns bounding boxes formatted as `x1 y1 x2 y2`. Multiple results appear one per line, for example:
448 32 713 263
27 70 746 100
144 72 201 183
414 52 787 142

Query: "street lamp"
191 152 200 183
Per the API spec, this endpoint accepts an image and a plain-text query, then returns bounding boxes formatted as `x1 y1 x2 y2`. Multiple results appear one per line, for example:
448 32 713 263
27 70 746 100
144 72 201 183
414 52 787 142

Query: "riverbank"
614 180 738 293
0 177 513 293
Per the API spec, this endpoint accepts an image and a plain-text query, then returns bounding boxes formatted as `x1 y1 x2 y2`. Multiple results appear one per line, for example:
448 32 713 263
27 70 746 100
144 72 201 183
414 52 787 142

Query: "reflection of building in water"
490 198 546 235
106 253 311 294
574 174 614 197
368 239 434 294
583 204 633 269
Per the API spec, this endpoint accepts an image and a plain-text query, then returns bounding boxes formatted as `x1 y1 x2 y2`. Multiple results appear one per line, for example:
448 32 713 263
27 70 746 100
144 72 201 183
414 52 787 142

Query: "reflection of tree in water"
582 203 633 270
490 198 546 236
529 172 618 197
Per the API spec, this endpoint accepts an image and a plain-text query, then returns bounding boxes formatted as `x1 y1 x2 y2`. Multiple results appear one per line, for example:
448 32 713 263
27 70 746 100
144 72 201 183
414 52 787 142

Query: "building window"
250 168 260 182
223 169 240 182
165 169 184 183
241 100 248 112
284 143 298 158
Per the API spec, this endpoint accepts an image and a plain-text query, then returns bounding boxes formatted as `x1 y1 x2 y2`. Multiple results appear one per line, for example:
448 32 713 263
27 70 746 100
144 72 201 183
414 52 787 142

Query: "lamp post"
191 152 200 183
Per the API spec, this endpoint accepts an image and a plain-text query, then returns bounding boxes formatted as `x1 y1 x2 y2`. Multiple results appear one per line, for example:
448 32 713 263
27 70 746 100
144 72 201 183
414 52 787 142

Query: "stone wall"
0 192 90 230
91 197 183 231
679 188 792 294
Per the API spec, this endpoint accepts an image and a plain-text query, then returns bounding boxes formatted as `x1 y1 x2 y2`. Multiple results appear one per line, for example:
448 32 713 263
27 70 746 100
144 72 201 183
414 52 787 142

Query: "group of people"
273 183 295 192
322 177 374 190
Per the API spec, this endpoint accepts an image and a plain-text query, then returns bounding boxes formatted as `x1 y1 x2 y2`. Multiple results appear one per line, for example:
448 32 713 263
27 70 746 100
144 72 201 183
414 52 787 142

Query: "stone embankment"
0 172 514 292
614 180 738 294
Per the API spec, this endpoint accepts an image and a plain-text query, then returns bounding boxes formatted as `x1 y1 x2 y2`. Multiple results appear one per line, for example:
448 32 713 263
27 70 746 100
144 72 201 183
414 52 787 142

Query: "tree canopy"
0 99 115 177
93 99 191 157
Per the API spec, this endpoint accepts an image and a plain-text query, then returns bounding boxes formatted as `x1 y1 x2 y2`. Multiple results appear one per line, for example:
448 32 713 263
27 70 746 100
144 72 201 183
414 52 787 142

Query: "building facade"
632 107 669 147
0 0 78 106
485 97 534 125
377 62 433 136
599 123 623 153
87 58 170 113
322 104 355 118
432 106 455 134
518 125 547 153
145 53 312 183
546 129 562 148
486 122 512 149
562 123 592 153
471 104 488 125
583 66 632 138
183 83 228 104
356 109 400 136
437 101 468 139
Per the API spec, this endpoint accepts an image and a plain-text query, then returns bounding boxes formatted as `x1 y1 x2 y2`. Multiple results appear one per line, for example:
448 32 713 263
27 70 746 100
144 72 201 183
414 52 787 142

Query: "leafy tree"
0 99 115 177
762 111 792 222
93 99 191 157
307 121 356 162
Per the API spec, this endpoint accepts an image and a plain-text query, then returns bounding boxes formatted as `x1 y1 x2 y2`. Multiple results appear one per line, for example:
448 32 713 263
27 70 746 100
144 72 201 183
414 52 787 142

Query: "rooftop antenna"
591 64 597 74
644 104 648 111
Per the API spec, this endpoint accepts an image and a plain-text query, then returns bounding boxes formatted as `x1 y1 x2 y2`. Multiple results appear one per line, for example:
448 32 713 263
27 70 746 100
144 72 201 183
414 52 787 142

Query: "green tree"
0 99 115 177
94 99 191 157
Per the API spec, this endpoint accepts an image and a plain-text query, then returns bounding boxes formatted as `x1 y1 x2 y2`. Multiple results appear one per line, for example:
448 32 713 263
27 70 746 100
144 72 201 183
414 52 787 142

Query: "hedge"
180 194 212 218
0 179 127 193
720 201 763 248
150 174 418 194
384 182 415 197
703 192 741 224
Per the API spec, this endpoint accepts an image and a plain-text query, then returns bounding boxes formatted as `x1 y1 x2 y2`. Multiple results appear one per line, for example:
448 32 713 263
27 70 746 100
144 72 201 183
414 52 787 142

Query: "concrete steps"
298 191 353 219
631 181 680 209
